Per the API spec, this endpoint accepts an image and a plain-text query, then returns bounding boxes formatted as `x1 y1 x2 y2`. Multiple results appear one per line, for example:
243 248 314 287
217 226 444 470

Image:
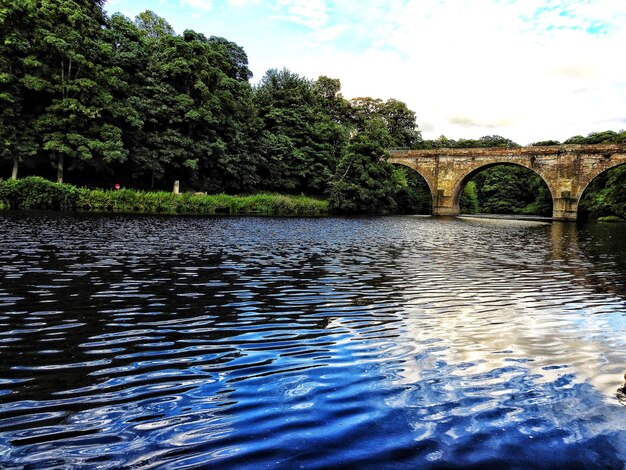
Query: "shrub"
0 176 79 210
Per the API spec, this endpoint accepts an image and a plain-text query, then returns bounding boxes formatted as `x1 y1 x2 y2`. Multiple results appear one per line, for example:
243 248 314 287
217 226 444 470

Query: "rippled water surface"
1 213 626 469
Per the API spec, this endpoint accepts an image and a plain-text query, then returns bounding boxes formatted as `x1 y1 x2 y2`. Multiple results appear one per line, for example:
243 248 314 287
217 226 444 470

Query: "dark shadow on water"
618 375 626 406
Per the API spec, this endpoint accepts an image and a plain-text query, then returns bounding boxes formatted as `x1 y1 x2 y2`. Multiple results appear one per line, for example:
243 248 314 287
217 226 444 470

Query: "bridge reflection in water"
382 218 626 407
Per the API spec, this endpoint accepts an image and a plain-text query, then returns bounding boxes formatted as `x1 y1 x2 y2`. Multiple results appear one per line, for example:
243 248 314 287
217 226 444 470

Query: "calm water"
0 213 625 469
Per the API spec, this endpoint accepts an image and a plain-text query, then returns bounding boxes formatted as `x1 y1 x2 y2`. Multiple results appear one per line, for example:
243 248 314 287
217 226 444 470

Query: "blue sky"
104 0 626 144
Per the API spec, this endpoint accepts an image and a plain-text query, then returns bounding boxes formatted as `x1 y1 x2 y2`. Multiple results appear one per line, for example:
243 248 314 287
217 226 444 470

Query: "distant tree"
417 135 454 149
418 134 519 150
579 165 626 219
565 130 626 145
391 167 432 214
134 10 175 38
530 140 560 146
451 135 520 149
350 97 421 147
460 181 479 213
470 165 551 215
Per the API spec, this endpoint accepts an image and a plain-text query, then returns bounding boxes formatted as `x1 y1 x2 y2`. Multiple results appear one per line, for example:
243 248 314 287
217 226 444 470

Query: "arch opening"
455 163 553 217
578 163 626 221
390 164 433 215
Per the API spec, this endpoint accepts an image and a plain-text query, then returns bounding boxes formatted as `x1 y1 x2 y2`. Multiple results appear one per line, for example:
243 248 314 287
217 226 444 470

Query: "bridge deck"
389 144 625 158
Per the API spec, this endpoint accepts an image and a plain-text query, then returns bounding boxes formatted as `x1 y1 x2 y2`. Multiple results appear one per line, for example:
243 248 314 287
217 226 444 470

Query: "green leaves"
468 165 552 216
350 97 421 148
1 1 426 212
254 68 348 195
579 165 626 220
418 134 520 149
0 176 79 209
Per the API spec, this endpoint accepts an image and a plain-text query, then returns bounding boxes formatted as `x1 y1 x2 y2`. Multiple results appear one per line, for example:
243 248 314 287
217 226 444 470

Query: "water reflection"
0 213 625 468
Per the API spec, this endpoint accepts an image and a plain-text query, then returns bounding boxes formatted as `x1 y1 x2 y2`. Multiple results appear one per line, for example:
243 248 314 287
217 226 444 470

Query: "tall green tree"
350 97 421 147
254 68 347 194
125 17 259 192
23 0 127 183
329 117 401 214
203 35 260 192
0 0 38 179
134 10 176 38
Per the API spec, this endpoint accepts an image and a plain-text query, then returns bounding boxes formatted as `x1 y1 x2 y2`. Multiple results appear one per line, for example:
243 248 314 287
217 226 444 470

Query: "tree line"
1 1 624 217
0 1 425 214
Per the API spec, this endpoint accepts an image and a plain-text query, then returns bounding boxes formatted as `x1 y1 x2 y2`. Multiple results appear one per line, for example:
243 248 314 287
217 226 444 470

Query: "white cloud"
311 24 347 43
133 0 626 144
274 0 329 29
182 0 213 11
258 0 626 144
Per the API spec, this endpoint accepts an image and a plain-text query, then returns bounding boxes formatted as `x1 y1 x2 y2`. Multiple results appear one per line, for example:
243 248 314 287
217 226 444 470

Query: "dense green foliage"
0 176 79 210
78 189 328 215
0 2 424 214
0 177 328 215
563 130 626 145
393 168 432 215
417 135 520 150
579 165 626 220
1 2 623 217
460 181 479 214
467 165 552 216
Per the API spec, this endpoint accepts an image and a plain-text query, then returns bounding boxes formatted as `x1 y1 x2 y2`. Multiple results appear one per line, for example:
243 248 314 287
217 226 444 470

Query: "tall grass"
0 177 329 216
78 188 328 215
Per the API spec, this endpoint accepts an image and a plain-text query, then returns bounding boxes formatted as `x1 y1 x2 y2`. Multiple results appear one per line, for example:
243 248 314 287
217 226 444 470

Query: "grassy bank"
0 177 329 216
598 215 625 223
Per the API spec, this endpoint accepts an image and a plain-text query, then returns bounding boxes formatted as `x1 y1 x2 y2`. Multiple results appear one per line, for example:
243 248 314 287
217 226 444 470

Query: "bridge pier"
433 207 460 216
552 197 579 221
432 191 459 216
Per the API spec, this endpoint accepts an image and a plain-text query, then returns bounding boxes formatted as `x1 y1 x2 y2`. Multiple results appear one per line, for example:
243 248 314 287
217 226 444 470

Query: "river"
0 213 625 468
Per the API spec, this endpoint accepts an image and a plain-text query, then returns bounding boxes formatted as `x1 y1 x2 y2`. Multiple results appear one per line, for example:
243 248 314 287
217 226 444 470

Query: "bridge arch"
577 161 626 219
450 162 556 215
387 159 437 211
577 160 626 205
388 163 434 214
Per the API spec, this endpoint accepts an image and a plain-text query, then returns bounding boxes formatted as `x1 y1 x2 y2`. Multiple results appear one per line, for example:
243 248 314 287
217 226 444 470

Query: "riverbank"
0 177 329 216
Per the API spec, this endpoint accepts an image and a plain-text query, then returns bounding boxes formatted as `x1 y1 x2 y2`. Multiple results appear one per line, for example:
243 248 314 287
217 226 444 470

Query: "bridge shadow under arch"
453 162 554 217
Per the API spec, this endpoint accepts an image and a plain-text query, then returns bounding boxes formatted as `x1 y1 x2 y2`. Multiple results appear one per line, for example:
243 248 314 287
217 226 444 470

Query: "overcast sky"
104 0 626 145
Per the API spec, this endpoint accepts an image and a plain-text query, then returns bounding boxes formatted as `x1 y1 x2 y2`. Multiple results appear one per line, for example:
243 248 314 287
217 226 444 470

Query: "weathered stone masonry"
388 144 626 221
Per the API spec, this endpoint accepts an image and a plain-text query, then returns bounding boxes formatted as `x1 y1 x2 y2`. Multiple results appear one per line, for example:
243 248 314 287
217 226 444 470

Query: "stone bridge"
388 144 626 221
